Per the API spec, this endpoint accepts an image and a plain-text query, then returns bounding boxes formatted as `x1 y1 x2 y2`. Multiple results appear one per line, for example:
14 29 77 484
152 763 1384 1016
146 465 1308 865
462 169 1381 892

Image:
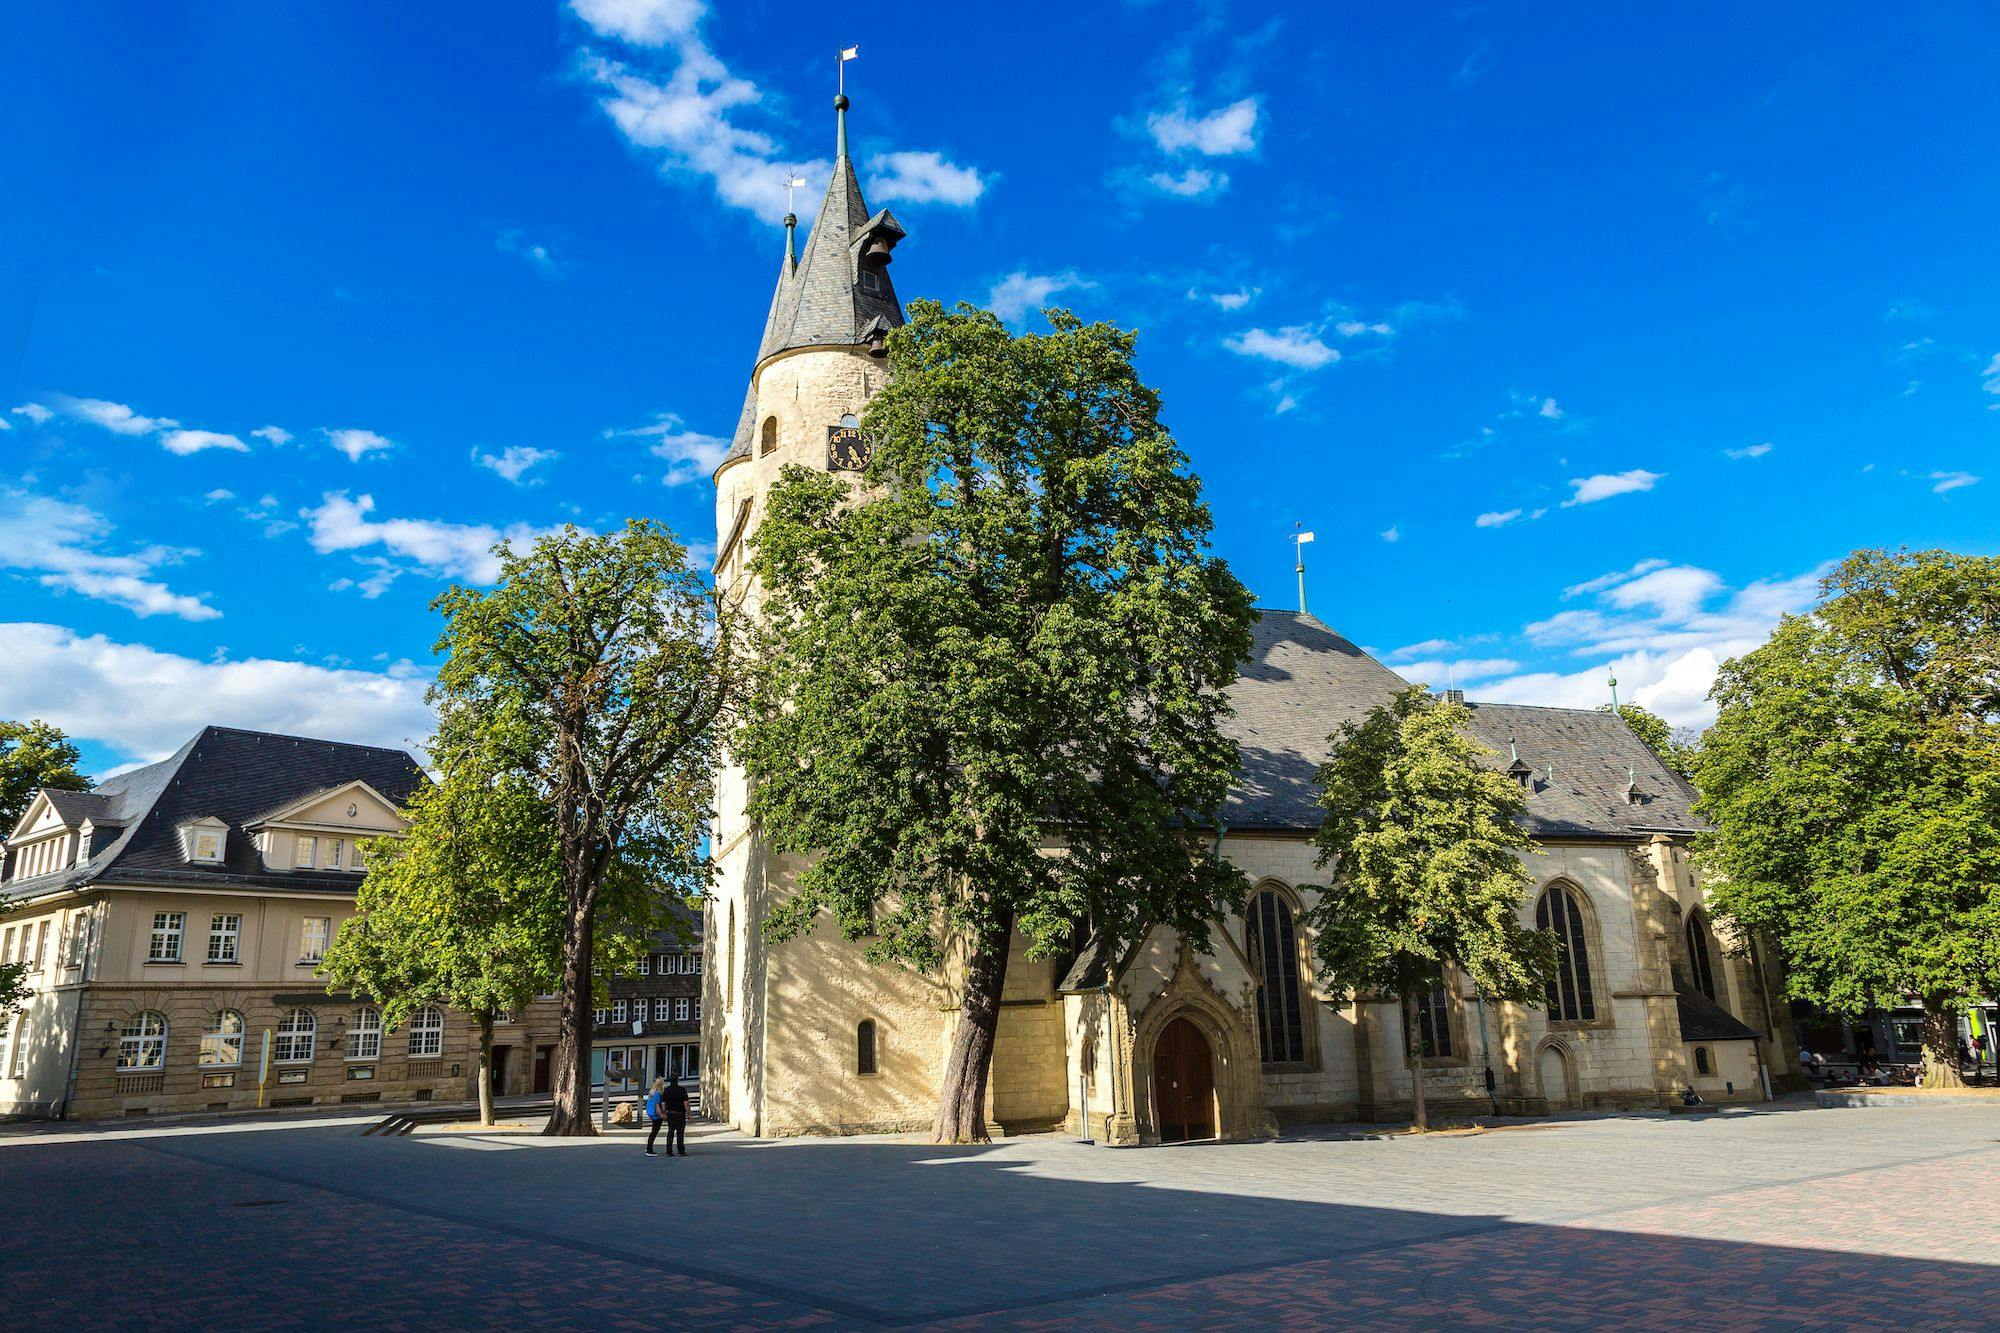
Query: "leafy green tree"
1307 687 1558 1129
1 719 91 832
0 962 26 1018
321 753 561 1126
1695 548 2000 1087
1602 702 1695 778
740 303 1255 1142
429 521 734 1134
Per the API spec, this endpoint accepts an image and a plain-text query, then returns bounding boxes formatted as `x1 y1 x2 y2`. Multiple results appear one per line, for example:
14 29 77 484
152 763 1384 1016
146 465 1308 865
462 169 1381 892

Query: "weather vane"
783 171 806 214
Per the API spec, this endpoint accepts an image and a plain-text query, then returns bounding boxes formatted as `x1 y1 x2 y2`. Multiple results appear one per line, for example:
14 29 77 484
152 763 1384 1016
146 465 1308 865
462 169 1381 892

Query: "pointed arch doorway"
1152 1016 1217 1142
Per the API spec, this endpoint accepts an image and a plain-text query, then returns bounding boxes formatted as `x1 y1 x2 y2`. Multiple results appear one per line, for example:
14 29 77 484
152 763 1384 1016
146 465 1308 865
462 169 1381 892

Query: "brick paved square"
3 1098 1996 1329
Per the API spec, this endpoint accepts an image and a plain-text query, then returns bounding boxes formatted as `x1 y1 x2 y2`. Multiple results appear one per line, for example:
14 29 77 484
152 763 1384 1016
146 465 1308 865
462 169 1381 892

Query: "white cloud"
1602 565 1725 620
497 229 562 275
251 425 293 446
0 622 434 766
868 151 986 206
1537 397 1563 419
1562 558 1670 599
474 445 559 483
1475 509 1524 528
987 270 1089 322
12 403 53 423
1147 98 1260 156
577 7 985 222
1930 470 1980 494
324 427 395 462
0 489 219 621
1562 469 1663 507
203 489 235 503
1192 287 1257 311
1380 525 1400 543
1723 442 1772 460
1982 352 2000 395
51 394 178 436
569 0 701 46
1147 167 1226 197
1224 326 1338 370
305 492 550 583
0 417 9 431
1390 657 1522 687
159 429 249 456
1335 320 1394 337
604 414 731 484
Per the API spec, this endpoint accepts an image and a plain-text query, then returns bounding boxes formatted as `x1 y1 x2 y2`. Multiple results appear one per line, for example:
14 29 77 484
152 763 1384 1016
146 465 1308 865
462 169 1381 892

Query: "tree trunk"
1920 999 1966 1089
1404 989 1429 1132
933 910 1013 1144
544 899 597 1135
477 1013 496 1127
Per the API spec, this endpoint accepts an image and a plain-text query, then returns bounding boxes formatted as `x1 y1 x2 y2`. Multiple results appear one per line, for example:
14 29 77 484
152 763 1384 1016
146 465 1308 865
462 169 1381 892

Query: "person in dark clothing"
644 1078 666 1157
663 1074 690 1156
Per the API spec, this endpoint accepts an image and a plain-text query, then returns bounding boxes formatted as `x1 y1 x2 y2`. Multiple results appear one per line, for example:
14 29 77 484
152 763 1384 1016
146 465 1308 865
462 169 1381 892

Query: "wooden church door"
1152 1017 1217 1142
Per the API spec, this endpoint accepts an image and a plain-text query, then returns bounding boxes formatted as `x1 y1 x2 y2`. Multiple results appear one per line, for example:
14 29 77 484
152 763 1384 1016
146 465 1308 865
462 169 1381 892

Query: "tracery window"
1536 883 1598 1023
1685 910 1719 1002
1414 980 1454 1058
1245 888 1307 1064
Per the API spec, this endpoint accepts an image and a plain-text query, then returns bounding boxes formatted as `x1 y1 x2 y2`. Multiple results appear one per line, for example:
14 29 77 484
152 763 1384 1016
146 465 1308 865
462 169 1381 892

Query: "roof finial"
836 45 858 159
1608 670 1620 713
783 172 805 271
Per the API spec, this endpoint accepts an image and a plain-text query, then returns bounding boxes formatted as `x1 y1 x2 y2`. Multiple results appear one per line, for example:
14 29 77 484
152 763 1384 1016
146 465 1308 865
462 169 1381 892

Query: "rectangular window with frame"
593 1007 609 1025
691 950 703 976
293 835 317 869
299 916 330 964
193 829 223 862
675 998 690 1022
9 1015 27 1078
2 928 14 964
64 911 90 968
613 1000 628 1023
207 914 241 963
654 999 671 1022
325 838 344 870
693 1000 702 1022
31 921 48 970
638 957 650 976
149 912 185 963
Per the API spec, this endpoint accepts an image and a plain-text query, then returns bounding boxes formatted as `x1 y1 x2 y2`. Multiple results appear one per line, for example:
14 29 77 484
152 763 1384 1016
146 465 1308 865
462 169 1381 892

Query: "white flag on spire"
1297 531 1316 543
840 45 859 60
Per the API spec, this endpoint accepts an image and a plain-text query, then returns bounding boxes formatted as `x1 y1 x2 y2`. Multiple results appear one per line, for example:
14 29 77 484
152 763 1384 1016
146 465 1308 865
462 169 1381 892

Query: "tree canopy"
1 719 90 833
1308 687 1556 1128
1602 702 1695 778
428 520 732 1133
739 302 1255 1141
1694 548 2000 1086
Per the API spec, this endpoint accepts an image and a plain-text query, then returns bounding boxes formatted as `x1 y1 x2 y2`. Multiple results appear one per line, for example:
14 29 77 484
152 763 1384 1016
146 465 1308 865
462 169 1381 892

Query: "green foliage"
1306 687 1557 1004
740 302 1256 970
1 719 90 833
1602 702 1695 778
1694 548 2000 1022
322 756 560 1029
0 961 26 1015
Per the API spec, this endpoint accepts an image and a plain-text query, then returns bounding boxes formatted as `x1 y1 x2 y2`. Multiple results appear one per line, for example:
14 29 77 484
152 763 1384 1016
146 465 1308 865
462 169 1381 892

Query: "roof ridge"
195 723 420 756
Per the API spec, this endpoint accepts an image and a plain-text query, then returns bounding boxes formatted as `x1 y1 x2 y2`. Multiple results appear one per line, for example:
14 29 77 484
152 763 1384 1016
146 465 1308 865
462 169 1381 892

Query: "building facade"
700 91 1805 1142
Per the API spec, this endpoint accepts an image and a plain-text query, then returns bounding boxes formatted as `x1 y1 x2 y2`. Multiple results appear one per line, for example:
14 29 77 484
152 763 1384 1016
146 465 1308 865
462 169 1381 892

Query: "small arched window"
349 1007 382 1060
760 416 778 456
273 1008 316 1063
1415 979 1454 1059
856 1019 878 1076
1694 1046 1712 1076
119 1011 168 1070
1536 882 1598 1023
1685 910 1718 1002
199 1009 244 1067
407 1006 443 1058
1245 888 1307 1064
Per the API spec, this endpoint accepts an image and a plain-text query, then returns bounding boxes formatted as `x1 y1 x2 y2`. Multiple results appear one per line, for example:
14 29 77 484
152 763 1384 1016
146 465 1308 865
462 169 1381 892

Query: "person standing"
664 1074 690 1156
644 1077 666 1157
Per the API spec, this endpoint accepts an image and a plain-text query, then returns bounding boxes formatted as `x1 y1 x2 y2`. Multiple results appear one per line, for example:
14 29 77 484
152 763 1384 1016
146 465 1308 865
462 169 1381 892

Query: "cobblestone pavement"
4 1100 1997 1329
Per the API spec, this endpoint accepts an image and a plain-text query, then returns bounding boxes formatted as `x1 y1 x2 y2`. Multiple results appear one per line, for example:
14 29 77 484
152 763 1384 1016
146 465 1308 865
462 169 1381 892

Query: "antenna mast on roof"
1293 524 1315 616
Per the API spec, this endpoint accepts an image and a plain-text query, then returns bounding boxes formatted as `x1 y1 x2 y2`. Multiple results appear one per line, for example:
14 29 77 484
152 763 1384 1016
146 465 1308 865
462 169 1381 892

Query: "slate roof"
1676 986 1762 1042
1 726 425 902
723 112 907 467
38 788 115 828
1219 610 1702 838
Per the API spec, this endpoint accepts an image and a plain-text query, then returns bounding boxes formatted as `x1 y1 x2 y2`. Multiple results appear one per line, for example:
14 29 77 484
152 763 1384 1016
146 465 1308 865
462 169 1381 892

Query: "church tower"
703 89 942 1136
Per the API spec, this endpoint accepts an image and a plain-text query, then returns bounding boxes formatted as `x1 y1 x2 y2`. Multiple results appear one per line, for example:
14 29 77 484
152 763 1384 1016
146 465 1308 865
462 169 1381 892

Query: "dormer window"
294 835 317 869
194 830 223 862
178 816 230 865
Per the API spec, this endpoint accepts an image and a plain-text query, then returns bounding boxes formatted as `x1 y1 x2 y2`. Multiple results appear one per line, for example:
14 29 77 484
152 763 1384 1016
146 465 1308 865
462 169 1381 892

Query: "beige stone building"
701 92 1804 1143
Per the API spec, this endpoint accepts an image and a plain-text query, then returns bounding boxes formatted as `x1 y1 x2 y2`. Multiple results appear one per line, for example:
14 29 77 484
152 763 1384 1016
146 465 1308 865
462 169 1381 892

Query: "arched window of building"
273 1008 316 1063
119 1011 168 1070
1244 887 1307 1064
349 1007 382 1061
199 1010 244 1067
1685 910 1719 1002
1414 979 1454 1059
1693 1046 1712 1076
1536 882 1598 1023
407 1006 443 1058
760 416 778 456
856 1019 878 1076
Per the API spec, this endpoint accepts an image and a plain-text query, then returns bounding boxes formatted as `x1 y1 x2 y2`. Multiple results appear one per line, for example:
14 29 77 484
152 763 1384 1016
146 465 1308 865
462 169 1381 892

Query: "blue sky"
3 1 1996 774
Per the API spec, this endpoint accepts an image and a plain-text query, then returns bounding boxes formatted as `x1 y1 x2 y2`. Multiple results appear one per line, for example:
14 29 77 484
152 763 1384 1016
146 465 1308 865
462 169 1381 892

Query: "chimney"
1442 688 1465 706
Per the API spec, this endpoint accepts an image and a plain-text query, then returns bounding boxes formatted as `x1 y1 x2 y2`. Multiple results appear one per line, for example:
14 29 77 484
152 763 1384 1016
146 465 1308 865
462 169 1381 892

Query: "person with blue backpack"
643 1077 667 1157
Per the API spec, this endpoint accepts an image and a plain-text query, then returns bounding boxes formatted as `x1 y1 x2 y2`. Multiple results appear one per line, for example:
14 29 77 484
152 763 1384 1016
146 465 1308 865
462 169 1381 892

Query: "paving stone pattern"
3 1099 1997 1329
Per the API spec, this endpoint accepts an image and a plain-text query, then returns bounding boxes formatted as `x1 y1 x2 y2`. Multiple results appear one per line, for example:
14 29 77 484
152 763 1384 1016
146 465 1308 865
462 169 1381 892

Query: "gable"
9 792 66 842
255 780 407 834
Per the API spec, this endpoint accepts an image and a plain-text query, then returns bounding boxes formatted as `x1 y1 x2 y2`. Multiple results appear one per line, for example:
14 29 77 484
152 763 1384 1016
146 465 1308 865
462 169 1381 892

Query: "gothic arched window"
1245 888 1307 1064
1415 979 1454 1058
1685 909 1718 1001
760 416 778 456
1536 882 1598 1023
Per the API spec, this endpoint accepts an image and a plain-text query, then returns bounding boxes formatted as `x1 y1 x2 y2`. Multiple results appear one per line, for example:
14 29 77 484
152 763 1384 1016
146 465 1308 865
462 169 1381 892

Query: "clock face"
827 423 870 471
